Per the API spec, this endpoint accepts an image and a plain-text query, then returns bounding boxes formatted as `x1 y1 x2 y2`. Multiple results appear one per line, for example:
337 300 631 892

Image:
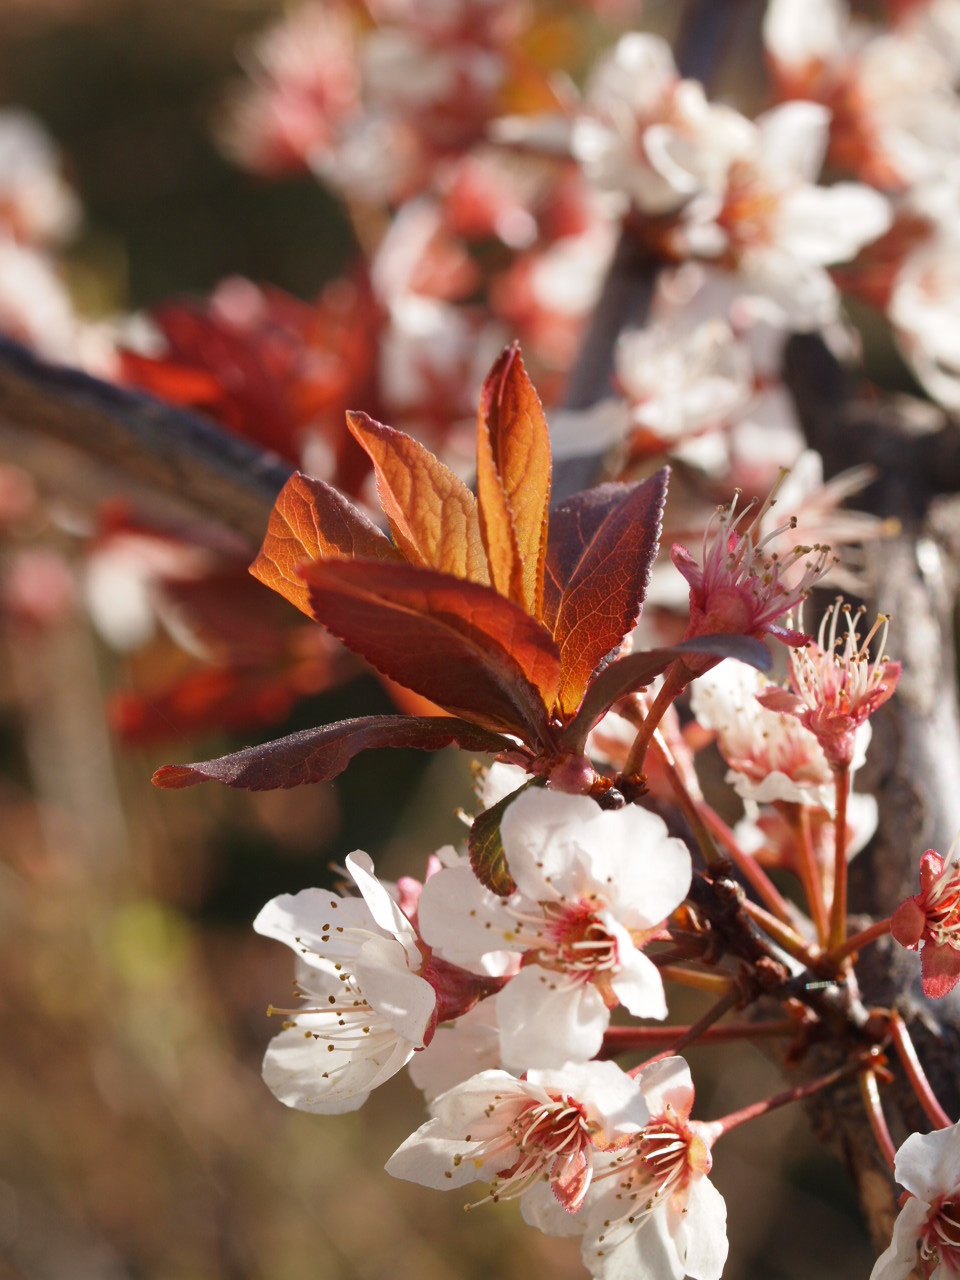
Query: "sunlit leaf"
347 410 489 583
152 715 515 790
476 344 551 618
545 470 669 714
249 470 400 617
303 558 560 740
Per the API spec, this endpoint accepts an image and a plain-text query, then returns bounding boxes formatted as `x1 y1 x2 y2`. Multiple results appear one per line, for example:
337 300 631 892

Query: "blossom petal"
530 1060 648 1133
583 1194 685 1280
417 864 520 971
498 965 608 1068
634 1056 695 1120
895 1120 960 1203
870 1194 932 1280
262 1019 413 1115
891 897 925 949
354 934 436 1046
385 1115 496 1189
921 942 960 999
253 888 376 963
522 1181 588 1237
499 789 606 901
346 850 419 960
680 1175 729 1280
609 938 669 1021
585 808 691 930
407 999 502 1102
431 1069 534 1135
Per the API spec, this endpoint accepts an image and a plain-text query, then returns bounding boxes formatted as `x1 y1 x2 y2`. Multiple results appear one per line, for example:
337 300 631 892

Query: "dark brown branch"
0 335 292 547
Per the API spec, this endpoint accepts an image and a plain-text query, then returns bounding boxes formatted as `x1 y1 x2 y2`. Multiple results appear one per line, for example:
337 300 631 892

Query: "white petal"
756 101 830 182
498 966 608 1068
895 1120 960 1202
529 1059 649 1133
500 789 607 901
407 999 502 1102
417 864 521 970
254 888 376 963
763 0 846 69
681 1176 729 1280
609 939 669 1020
585 807 692 929
261 1021 413 1115
522 1181 589 1237
870 1195 930 1280
583 1194 685 1280
385 1115 494 1189
346 850 417 956
430 1069 534 1135
634 1056 695 1119
774 184 891 265
354 934 435 1046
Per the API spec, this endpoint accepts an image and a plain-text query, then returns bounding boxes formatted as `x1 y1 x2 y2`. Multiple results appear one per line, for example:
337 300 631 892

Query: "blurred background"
0 2 876 1277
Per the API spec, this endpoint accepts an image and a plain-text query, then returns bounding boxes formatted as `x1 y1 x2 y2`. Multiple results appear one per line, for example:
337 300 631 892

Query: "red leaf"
152 715 515 790
561 634 773 748
249 471 400 618
347 410 489 583
545 471 669 714
302 558 560 741
476 344 551 618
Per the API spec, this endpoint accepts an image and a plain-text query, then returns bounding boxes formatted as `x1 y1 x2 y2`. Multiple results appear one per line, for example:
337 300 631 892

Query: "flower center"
925 871 960 949
465 1092 595 1210
920 1196 960 1277
591 1106 707 1259
534 898 620 980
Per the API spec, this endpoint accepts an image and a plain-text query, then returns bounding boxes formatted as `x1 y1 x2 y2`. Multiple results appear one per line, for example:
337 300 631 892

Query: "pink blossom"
757 599 901 770
892 849 960 998
672 477 830 661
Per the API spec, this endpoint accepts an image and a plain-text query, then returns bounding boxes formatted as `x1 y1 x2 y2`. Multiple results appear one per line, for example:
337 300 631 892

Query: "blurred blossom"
0 108 80 247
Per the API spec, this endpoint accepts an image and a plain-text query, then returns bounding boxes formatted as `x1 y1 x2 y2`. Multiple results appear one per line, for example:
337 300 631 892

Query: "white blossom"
418 788 691 1069
872 1120 960 1279
386 1060 649 1215
576 1057 727 1280
690 661 870 809
254 851 437 1113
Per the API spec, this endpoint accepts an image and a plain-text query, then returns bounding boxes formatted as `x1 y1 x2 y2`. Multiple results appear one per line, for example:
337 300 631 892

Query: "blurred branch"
0 335 292 547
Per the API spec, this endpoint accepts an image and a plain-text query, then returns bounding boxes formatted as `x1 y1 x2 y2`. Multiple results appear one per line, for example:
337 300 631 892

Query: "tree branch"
0 335 292 547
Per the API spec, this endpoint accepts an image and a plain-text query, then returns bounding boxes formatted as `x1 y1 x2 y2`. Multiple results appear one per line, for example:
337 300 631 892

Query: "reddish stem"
796 803 830 948
623 661 688 776
888 1011 954 1130
646 732 726 869
740 899 820 967
860 1069 898 1172
698 802 797 925
829 766 851 952
715 1046 886 1138
824 917 892 968
601 1019 796 1056
658 964 736 994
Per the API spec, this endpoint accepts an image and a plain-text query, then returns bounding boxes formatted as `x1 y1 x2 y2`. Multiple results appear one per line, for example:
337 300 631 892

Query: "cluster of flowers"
256 789 725 1280
6 1 960 1276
